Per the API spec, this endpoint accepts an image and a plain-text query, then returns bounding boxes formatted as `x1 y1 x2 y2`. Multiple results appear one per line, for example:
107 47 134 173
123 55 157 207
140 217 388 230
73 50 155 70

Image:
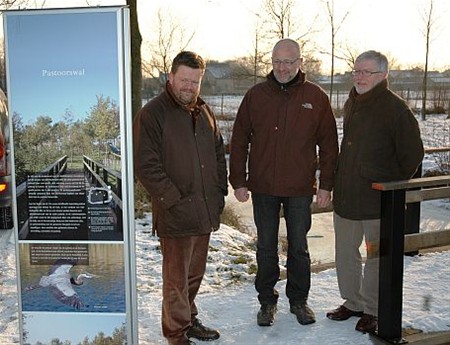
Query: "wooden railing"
310 146 450 216
16 155 68 237
371 175 450 343
83 155 122 210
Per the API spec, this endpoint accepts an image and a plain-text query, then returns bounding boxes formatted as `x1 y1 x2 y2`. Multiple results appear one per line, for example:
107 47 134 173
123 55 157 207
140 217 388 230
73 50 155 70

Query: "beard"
176 88 199 105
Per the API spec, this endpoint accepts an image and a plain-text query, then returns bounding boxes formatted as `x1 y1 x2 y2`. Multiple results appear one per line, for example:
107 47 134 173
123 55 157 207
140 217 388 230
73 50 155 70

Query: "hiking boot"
257 304 277 326
326 305 364 321
186 318 220 341
290 302 316 325
355 314 378 334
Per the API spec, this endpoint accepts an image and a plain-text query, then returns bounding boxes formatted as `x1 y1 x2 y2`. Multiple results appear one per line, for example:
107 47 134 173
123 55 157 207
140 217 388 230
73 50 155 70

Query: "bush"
134 180 151 218
220 204 244 230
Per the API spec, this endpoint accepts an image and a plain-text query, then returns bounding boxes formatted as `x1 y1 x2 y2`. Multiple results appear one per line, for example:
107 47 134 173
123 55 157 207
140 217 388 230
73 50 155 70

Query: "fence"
372 175 450 343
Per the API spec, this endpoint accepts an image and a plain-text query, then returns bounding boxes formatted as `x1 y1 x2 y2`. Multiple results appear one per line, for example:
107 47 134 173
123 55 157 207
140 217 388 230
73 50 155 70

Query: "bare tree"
249 24 271 85
142 8 195 89
421 0 435 120
324 0 349 104
233 19 271 85
333 45 358 72
0 0 28 9
260 0 319 80
263 0 296 39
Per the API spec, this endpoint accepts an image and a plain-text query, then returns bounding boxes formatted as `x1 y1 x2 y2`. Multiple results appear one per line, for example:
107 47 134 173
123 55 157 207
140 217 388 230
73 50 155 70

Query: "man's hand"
316 189 331 208
234 187 250 202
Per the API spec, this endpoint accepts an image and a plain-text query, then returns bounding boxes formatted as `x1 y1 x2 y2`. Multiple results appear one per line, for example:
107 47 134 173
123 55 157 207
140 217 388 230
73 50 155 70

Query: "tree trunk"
128 0 142 119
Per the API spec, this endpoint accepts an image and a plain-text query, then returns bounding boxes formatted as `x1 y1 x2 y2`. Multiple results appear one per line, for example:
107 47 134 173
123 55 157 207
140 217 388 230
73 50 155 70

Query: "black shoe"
257 304 277 326
290 303 316 325
187 318 220 341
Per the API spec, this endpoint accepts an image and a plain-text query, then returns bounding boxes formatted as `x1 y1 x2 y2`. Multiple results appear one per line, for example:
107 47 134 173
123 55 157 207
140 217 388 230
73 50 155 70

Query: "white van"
0 88 12 229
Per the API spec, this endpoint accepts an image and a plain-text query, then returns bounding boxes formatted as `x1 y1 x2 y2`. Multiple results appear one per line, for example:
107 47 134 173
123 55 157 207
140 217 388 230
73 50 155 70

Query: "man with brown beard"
134 51 227 345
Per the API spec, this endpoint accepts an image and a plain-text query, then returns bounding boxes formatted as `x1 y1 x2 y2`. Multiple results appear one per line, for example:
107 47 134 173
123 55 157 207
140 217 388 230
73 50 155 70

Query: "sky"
9 0 449 74
137 0 450 73
4 9 120 123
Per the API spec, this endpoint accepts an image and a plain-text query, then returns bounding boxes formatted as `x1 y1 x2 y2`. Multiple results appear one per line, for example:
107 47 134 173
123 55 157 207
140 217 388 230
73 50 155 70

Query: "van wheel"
0 207 12 230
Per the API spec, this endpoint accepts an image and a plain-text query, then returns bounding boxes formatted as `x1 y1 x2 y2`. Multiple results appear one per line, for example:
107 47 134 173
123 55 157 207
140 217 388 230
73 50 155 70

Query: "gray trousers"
333 212 380 317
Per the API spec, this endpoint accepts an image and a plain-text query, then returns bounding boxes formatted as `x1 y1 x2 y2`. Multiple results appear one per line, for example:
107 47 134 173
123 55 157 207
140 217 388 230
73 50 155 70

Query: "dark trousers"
160 234 210 345
252 193 312 306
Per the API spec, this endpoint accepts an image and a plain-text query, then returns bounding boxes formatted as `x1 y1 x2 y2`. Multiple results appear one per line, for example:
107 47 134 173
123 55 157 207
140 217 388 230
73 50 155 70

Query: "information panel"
4 6 137 344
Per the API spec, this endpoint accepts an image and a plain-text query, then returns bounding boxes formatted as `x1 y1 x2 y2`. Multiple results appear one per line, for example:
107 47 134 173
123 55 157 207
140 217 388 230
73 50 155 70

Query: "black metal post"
404 165 422 256
377 189 407 344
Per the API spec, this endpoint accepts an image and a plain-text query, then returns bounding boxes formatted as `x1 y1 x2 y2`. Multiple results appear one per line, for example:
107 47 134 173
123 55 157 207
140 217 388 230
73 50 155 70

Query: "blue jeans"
252 193 313 306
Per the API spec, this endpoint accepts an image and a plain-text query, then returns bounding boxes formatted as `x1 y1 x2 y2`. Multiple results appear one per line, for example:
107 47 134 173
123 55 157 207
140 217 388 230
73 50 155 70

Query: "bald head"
272 38 301 57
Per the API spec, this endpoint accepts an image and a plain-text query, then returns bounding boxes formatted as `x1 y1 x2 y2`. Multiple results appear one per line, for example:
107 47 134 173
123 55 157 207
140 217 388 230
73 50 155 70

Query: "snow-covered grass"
1 100 449 344
134 217 450 345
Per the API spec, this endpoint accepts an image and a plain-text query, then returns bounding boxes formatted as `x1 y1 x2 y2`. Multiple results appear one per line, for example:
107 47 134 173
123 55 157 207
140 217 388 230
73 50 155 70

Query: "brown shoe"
326 305 364 321
355 314 378 333
187 318 220 341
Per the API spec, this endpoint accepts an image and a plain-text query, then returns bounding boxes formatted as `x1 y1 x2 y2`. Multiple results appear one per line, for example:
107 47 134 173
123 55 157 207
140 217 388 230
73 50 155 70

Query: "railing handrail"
424 146 450 154
372 175 450 191
83 155 122 179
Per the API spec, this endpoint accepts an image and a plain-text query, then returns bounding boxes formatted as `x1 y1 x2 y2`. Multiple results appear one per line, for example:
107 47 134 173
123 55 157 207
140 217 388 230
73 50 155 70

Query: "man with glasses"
229 38 338 327
327 50 423 334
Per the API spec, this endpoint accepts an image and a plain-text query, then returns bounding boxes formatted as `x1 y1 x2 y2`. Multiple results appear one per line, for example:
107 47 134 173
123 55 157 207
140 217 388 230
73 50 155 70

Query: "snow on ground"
1 211 449 344
1 113 449 344
135 215 450 345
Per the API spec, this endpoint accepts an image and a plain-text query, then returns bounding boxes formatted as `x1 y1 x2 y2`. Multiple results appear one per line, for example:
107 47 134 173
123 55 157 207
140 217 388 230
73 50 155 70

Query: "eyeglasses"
351 70 383 77
272 58 299 66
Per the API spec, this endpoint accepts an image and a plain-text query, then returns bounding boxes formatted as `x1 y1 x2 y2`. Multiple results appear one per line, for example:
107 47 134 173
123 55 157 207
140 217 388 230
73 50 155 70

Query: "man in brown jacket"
134 51 227 345
327 50 424 334
229 38 338 327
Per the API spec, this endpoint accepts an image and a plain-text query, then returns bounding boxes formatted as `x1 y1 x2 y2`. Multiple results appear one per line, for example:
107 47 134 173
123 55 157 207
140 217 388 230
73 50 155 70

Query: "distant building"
142 62 450 113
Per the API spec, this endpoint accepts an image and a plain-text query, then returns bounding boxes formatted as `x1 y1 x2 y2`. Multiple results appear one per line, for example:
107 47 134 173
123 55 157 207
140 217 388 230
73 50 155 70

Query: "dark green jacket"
333 80 424 220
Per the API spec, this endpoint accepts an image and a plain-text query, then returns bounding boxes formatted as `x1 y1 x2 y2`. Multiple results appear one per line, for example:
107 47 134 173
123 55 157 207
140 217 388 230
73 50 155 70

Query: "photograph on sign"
19 242 125 313
6 9 124 242
21 312 127 345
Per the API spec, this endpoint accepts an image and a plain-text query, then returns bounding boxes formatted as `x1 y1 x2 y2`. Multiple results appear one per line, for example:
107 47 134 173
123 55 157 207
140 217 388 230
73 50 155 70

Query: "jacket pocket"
165 196 199 231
